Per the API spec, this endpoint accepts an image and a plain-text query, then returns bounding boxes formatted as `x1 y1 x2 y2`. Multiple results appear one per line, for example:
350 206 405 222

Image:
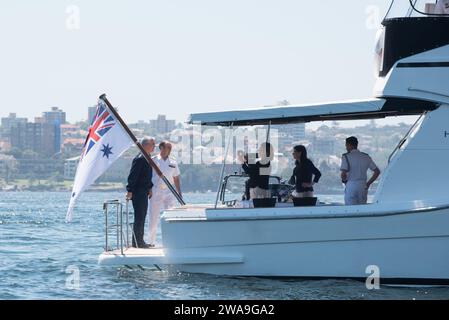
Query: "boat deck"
98 247 166 266
98 246 244 266
109 247 164 256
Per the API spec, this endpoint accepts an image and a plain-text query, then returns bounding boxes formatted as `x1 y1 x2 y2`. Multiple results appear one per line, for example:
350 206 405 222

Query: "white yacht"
99 1 449 284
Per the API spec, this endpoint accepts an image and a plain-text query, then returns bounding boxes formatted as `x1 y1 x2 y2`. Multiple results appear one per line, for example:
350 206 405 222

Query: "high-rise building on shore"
274 123 306 152
10 122 59 156
7 107 66 157
0 113 27 139
42 107 64 155
150 115 176 134
43 107 66 125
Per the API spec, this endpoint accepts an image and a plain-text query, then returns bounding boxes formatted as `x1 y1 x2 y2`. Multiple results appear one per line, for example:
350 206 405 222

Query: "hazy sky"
1 0 416 127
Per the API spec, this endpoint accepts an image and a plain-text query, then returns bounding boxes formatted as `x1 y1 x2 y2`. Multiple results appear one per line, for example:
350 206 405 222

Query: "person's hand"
301 182 313 188
148 190 153 199
126 192 132 200
237 150 245 164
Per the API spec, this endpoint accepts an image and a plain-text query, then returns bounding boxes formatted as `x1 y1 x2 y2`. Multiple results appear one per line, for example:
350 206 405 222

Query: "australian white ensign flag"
66 100 133 222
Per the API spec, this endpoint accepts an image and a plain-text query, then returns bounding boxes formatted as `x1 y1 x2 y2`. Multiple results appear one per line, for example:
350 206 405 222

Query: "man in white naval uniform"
148 141 182 246
340 136 380 205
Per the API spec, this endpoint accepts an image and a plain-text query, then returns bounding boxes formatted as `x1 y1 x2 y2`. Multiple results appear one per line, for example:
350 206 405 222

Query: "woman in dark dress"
291 145 321 198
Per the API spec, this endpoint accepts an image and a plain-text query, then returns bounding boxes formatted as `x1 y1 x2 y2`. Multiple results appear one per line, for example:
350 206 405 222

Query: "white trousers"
148 193 175 245
344 180 368 205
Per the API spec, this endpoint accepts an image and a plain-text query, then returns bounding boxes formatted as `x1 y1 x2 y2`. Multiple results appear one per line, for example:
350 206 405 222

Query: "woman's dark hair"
293 145 308 163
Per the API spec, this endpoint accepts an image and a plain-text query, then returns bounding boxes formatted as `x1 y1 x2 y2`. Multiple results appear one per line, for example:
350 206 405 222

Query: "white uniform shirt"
340 149 378 182
436 0 449 14
151 155 181 196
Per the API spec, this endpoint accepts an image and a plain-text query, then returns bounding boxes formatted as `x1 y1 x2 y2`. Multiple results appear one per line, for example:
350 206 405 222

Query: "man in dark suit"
126 137 155 248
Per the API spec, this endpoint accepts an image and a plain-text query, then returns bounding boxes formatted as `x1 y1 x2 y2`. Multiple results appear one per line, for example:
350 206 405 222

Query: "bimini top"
188 97 438 126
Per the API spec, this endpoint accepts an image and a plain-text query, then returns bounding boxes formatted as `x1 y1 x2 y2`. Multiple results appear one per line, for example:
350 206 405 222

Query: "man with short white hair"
148 141 182 247
126 136 155 248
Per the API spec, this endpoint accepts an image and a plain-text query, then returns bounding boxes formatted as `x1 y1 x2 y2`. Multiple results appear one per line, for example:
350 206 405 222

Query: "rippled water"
1 191 449 300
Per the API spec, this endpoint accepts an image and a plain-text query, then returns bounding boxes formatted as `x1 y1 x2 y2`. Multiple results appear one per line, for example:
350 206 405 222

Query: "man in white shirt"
435 0 449 14
148 141 182 246
340 136 381 205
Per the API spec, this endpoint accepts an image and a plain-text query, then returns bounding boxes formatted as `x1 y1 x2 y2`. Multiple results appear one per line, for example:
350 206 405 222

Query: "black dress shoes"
140 242 155 249
131 242 154 249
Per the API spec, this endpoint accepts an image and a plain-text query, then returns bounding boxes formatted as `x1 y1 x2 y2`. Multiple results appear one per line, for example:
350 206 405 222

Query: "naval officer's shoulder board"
168 156 178 168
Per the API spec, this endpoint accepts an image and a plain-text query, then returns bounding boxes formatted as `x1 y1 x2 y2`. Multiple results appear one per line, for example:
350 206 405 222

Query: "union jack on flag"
81 101 116 160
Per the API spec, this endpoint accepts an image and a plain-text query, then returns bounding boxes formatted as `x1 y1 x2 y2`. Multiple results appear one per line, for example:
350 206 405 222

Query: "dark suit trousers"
132 191 148 246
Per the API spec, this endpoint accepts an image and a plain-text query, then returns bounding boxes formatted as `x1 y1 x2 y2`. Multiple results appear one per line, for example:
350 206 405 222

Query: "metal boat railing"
388 111 426 163
103 199 134 255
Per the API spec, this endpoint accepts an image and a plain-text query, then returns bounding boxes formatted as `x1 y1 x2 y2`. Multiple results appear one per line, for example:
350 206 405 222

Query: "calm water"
1 191 449 300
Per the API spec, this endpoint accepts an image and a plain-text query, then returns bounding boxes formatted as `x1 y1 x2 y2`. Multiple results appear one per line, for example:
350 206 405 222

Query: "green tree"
6 147 23 159
76 120 89 131
0 154 18 183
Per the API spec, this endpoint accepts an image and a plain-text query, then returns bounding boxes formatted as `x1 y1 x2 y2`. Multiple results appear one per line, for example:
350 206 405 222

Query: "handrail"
388 112 426 163
214 123 234 208
103 200 133 254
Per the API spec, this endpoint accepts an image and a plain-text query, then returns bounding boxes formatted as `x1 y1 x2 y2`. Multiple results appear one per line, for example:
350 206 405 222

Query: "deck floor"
106 247 165 256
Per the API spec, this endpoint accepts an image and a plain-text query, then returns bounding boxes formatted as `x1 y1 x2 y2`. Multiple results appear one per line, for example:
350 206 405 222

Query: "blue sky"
1 0 414 127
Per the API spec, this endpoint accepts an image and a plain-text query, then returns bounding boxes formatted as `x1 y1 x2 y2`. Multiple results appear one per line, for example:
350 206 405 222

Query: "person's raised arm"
242 160 255 176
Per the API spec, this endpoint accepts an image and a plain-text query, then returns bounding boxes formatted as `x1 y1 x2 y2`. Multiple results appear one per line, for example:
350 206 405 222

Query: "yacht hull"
158 206 449 284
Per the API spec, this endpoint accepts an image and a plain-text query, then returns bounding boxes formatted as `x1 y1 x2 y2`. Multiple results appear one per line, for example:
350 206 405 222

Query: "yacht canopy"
188 98 389 126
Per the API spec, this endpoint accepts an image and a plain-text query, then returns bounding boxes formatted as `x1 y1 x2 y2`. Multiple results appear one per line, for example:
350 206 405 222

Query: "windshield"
384 0 449 20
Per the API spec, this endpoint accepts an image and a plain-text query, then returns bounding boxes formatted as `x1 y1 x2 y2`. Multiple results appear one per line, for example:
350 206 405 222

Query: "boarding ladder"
103 199 134 255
